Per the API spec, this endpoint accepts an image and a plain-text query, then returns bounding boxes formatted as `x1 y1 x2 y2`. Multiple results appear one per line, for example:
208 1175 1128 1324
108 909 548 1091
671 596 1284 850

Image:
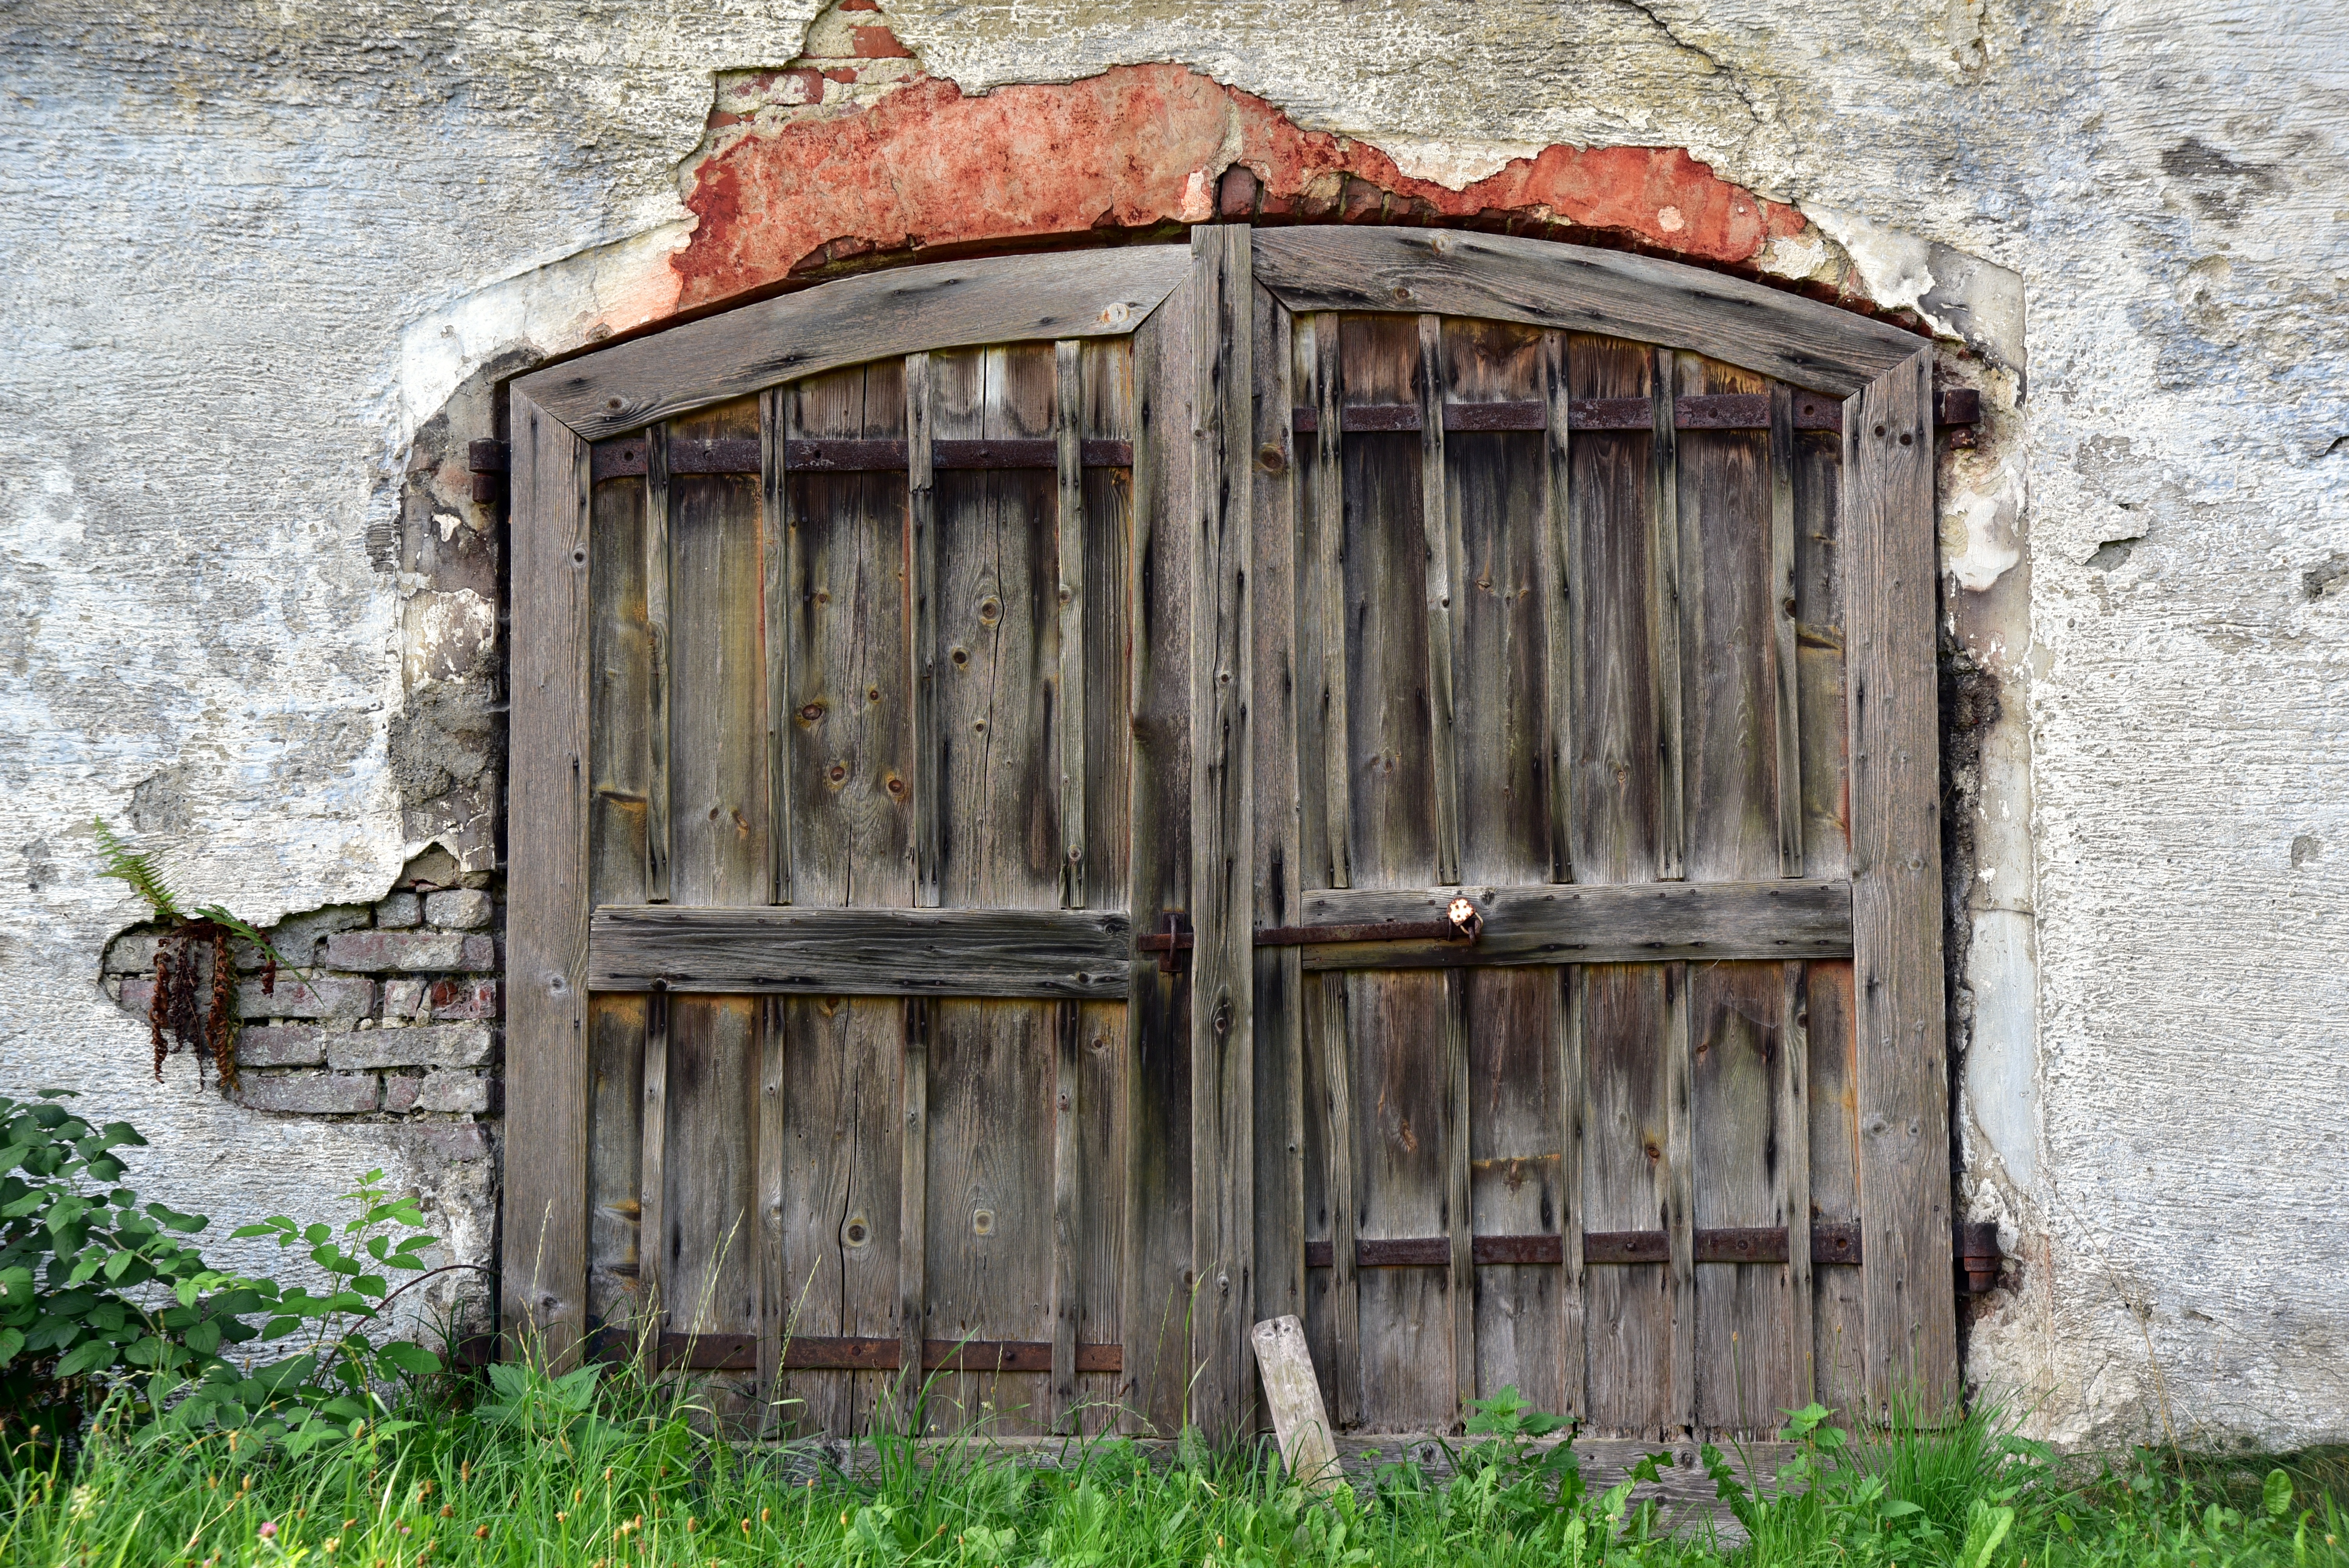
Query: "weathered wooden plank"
1566 336 1662 888
1770 382 1805 878
1794 418 1850 879
1539 333 1575 885
658 1334 1123 1373
1304 1226 1858 1269
1307 972 1359 1428
1079 339 1136 906
590 905 1130 997
644 423 673 904
773 995 903 1439
1844 351 1956 1417
504 388 592 1360
668 397 770 907
1055 340 1089 911
762 392 793 907
1690 962 1797 1436
897 1000 930 1431
1443 972 1475 1425
1581 963 1671 1438
1651 351 1686 883
1189 224 1256 1444
1781 962 1817 1409
1340 314 1442 888
1666 964 1695 1437
588 463 652 912
1675 353 1777 886
1285 394 1848 437
1122 281 1195 1438
659 995 760 1351
754 1000 786 1431
1074 998 1128 1433
907 353 942 909
925 998 1056 1435
1465 968 1561 1417
1416 313 1463 885
1805 960 1865 1418
1348 971 1455 1433
1253 1315 1340 1490
1558 968 1588 1423
518 247 1193 440
1050 1002 1081 1432
784 362 916 914
1251 287 1308 1411
1293 879 1850 969
1249 228 1919 397
585 994 647 1337
1304 313 1351 892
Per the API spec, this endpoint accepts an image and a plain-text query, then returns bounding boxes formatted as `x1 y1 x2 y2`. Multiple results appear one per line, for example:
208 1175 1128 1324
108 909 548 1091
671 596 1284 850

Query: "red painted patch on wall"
673 59 1804 313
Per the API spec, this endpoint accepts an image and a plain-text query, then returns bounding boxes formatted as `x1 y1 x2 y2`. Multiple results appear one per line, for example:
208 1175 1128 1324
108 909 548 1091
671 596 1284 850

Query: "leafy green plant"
0 1090 447 1457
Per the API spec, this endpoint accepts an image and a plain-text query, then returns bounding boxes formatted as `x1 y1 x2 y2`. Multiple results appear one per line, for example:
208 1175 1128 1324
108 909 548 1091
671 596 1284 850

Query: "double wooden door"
505 226 1953 1444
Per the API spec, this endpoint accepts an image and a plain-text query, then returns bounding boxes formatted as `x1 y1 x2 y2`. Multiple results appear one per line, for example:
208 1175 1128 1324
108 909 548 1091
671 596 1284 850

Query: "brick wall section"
102 846 501 1162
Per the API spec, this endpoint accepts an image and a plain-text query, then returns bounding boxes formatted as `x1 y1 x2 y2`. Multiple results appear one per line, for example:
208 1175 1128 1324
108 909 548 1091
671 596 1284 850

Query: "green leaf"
0 1325 23 1365
2264 1468 2294 1518
54 1338 115 1377
303 1223 333 1247
378 1342 442 1376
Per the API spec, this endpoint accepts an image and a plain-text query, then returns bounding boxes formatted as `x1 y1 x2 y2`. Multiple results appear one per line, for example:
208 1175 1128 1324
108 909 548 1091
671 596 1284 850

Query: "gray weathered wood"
1461 968 1565 1422
1310 973 1360 1429
1252 1315 1340 1490
1251 287 1308 1400
638 990 670 1323
585 995 646 1335
1806 961 1865 1418
755 999 786 1430
1558 969 1588 1422
907 353 942 909
1582 964 1669 1437
1844 350 1956 1417
1781 962 1817 1409
1795 413 1850 879
1306 314 1352 891
1050 1001 1081 1432
1539 331 1575 885
644 422 673 903
1442 971 1475 1425
1650 351 1685 883
1416 313 1462 885
897 1000 930 1431
1770 381 1804 878
1293 879 1850 969
1689 962 1795 1434
1664 963 1695 1435
762 390 793 906
517 247 1193 441
1189 224 1255 1444
590 905 1131 997
1249 228 1920 397
1055 339 1088 911
503 387 592 1361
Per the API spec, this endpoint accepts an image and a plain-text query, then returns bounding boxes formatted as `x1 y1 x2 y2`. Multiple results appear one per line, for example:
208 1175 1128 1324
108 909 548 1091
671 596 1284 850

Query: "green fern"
192 902 301 978
93 818 184 921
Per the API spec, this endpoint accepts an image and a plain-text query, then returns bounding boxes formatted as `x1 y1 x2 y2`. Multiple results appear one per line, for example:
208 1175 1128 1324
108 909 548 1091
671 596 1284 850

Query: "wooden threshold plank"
590 906 1132 998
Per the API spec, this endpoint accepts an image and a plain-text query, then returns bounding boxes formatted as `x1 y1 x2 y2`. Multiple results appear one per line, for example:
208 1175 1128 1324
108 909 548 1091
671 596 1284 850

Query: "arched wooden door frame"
503 224 1950 1438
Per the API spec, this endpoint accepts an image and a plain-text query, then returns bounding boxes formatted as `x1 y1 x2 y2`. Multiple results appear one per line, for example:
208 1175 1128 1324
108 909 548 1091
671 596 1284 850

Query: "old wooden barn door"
505 225 1954 1445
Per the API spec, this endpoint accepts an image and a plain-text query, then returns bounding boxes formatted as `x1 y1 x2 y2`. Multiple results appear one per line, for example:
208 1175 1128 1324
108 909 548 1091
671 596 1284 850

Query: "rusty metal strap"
587 435 1134 482
1302 1224 1864 1270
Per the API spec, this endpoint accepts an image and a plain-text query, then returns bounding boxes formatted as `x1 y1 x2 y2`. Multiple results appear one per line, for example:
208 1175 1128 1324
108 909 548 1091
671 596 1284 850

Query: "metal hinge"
468 438 510 504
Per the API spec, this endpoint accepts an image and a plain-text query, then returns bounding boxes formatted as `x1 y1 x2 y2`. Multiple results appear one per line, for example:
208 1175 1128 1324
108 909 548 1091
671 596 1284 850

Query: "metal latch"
1137 897 1484 975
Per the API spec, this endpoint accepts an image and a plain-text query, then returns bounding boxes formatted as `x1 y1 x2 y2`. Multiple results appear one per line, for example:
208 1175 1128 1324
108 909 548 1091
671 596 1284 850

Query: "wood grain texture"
1794 421 1850 878
1055 339 1089 911
763 392 793 907
1443 972 1475 1425
504 388 592 1360
1780 962 1817 1409
1074 999 1128 1433
660 996 760 1351
1557 969 1588 1423
588 465 652 914
644 424 673 903
1466 968 1564 1416
1050 1002 1081 1431
908 353 942 909
1651 351 1686 883
1304 314 1353 891
590 905 1130 997
1121 282 1196 1437
1843 351 1956 1417
638 992 670 1324
1251 287 1308 1406
1769 382 1804 878
1309 973 1361 1428
1805 960 1865 1418
755 1000 786 1430
1249 228 1919 396
1347 971 1454 1433
1253 1315 1340 1489
1416 313 1463 885
1538 331 1575 885
585 994 647 1335
1581 963 1672 1438
1294 879 1850 968
1189 225 1255 1443
898 1001 930 1430
1665 964 1695 1436
518 246 1192 441
1079 339 1136 909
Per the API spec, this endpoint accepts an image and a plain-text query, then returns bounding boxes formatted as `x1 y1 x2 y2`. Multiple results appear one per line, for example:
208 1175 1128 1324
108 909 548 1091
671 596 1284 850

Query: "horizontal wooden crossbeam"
1296 880 1852 968
588 906 1134 998
634 1333 1124 1374
1303 1223 1864 1270
589 436 1134 482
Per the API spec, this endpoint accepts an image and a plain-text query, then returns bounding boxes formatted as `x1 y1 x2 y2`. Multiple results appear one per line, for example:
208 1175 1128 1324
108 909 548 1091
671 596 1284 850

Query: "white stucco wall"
2 0 2343 1447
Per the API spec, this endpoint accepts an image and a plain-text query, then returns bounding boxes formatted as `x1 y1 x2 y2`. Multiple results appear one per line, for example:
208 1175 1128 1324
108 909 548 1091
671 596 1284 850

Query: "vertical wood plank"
755 999 786 1430
1443 971 1476 1425
1650 349 1685 883
1806 960 1866 1418
907 353 941 910
1055 339 1089 911
1795 416 1851 880
1416 312 1462 886
638 991 670 1323
1189 223 1255 1445
1581 964 1671 1437
1464 969 1564 1419
1312 973 1360 1429
1050 1001 1081 1431
1308 314 1352 890
1770 381 1805 878
1123 281 1196 1438
503 388 592 1360
1074 998 1128 1432
1845 350 1956 1418
1349 972 1457 1431
763 390 794 906
1557 967 1587 1424
1079 340 1136 902
1665 962 1695 1436
1252 286 1307 1421
897 999 930 1431
1538 331 1575 886
1782 961 1817 1409
644 423 673 903
585 996 646 1336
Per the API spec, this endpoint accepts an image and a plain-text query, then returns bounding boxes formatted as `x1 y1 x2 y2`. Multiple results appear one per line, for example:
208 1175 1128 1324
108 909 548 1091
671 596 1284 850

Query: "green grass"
4 1361 2344 1568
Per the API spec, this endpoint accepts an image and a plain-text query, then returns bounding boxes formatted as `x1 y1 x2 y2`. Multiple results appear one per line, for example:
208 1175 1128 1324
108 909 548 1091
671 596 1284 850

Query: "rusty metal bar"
590 435 1133 481
1286 389 1978 438
1300 1222 1866 1270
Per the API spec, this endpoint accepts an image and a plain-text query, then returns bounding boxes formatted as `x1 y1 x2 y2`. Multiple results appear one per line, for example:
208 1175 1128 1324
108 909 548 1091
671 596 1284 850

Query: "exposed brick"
326 1022 495 1071
382 977 428 1022
418 1070 490 1114
430 977 501 1021
235 974 374 1021
322 930 467 972
458 934 498 971
410 1121 494 1162
375 891 422 929
233 904 372 969
237 1024 326 1068
104 933 163 975
236 1071 381 1115
382 1073 422 1114
424 889 493 930
850 24 913 57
